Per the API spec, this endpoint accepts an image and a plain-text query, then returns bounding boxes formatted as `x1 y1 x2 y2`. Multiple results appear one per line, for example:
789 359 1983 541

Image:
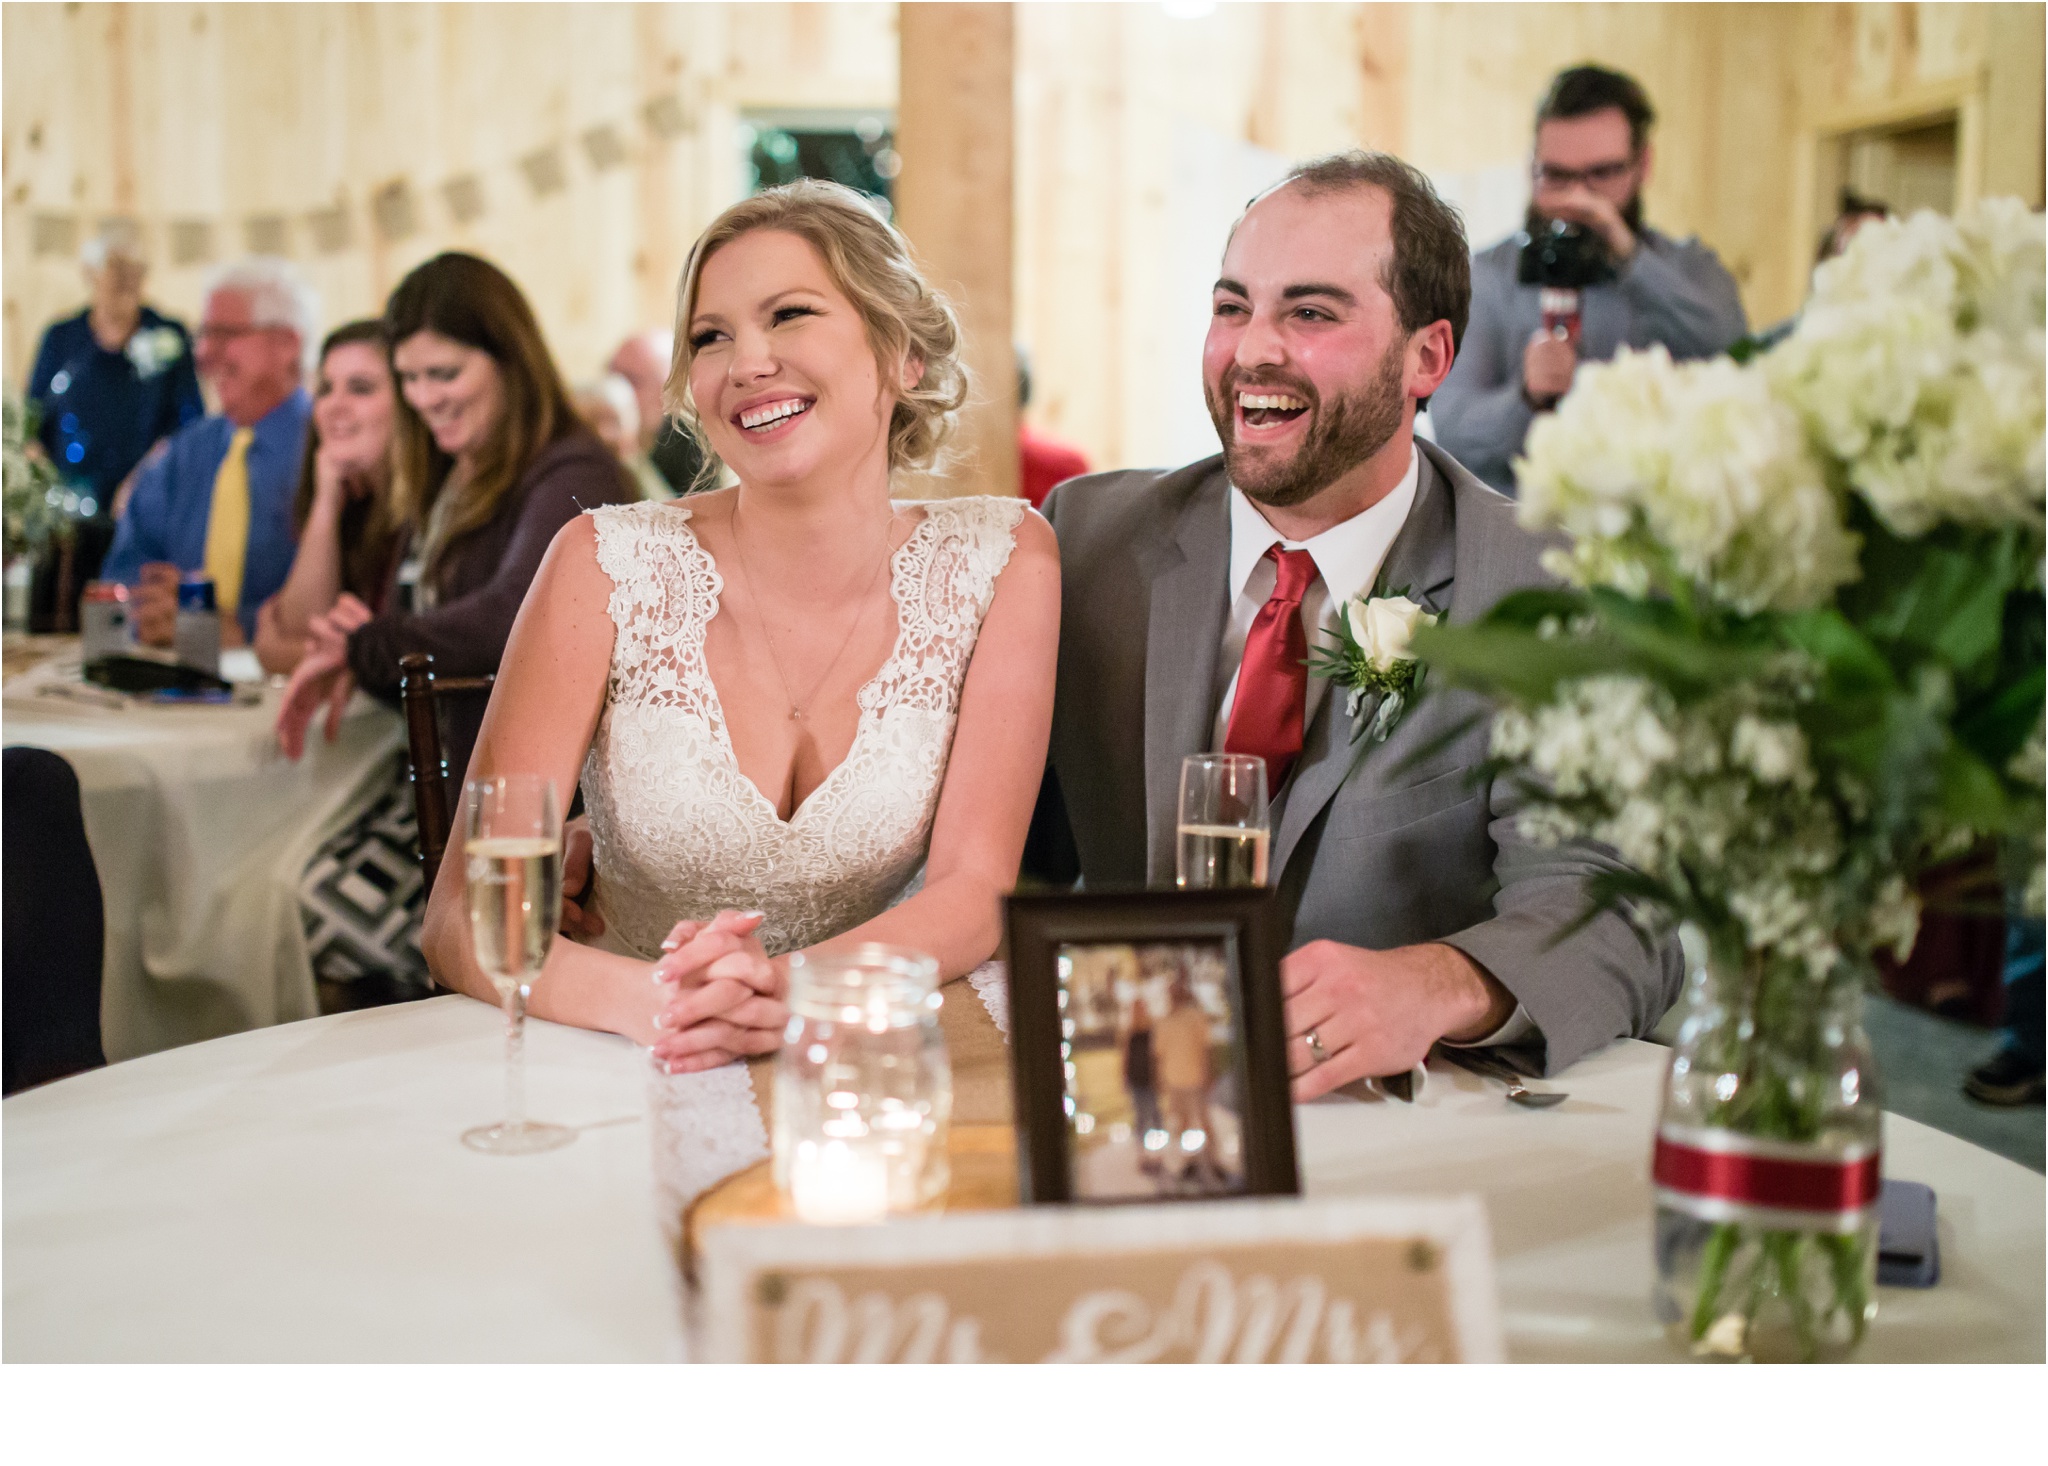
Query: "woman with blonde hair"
419 180 1059 1089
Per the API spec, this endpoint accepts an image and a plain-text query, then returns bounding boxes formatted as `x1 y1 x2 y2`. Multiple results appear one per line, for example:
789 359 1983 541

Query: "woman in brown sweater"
276 253 634 787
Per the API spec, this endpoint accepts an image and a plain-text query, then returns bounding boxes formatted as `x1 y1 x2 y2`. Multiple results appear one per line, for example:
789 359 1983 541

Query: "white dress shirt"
1213 444 1533 1049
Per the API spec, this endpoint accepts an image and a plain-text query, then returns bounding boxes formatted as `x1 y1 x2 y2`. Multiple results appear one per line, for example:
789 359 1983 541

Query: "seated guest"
572 373 670 500
101 256 319 647
27 221 204 518
255 321 408 675
1035 151 1680 1089
1016 344 1090 510
275 252 635 799
420 181 1058 1073
609 328 709 492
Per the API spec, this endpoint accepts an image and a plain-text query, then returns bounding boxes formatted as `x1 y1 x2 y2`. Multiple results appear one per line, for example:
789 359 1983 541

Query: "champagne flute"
1177 753 1271 889
461 774 574 1155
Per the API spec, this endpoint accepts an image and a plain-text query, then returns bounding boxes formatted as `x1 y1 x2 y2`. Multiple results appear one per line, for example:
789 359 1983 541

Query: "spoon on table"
1434 1046 1569 1109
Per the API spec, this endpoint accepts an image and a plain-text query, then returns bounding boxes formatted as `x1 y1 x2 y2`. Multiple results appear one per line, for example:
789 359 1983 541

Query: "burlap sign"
698 1195 1502 1362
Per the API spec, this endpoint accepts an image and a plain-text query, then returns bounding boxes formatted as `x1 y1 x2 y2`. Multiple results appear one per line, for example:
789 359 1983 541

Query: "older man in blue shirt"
102 257 318 646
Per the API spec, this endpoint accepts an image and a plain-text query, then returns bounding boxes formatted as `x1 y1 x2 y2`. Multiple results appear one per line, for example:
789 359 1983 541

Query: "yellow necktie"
203 426 254 615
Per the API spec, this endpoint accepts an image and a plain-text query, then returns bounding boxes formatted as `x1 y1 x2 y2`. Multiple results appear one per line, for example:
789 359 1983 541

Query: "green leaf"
1841 517 2031 681
1937 743 2019 830
1954 664 2047 770
1779 610 1894 694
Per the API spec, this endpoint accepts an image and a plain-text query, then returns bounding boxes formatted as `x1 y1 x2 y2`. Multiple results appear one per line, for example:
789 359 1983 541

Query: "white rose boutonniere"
125 326 185 380
1307 589 1440 745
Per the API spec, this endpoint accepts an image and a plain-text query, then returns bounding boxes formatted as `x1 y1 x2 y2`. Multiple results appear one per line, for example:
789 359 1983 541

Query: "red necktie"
1224 547 1320 789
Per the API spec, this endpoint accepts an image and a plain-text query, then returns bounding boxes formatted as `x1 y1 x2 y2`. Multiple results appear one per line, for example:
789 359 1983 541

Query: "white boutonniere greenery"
125 326 185 379
1307 590 1440 744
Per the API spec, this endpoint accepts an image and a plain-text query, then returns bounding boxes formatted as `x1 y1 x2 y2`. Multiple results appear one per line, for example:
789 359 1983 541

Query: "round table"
2 638 402 1060
4 995 2041 1363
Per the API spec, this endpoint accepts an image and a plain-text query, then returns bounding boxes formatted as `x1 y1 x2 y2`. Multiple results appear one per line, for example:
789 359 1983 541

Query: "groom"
1037 151 1681 1093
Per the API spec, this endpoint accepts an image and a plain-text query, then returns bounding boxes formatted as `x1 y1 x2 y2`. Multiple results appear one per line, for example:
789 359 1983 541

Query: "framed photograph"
1004 890 1299 1205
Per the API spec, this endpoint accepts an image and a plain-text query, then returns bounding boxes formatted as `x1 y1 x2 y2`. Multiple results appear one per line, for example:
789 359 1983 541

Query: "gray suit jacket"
1041 439 1682 1075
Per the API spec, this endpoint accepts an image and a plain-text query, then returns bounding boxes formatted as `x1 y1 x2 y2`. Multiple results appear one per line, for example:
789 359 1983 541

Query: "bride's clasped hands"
647 910 787 1075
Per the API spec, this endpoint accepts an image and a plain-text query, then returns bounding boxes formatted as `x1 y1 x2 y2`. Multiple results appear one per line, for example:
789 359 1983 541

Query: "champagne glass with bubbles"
461 774 574 1155
1177 753 1271 889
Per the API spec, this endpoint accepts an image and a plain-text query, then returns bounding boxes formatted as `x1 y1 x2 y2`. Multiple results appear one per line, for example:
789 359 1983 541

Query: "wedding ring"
1306 1028 1329 1066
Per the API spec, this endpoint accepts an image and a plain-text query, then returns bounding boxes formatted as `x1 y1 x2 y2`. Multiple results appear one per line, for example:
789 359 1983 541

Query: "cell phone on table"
147 687 236 705
1877 1179 1939 1288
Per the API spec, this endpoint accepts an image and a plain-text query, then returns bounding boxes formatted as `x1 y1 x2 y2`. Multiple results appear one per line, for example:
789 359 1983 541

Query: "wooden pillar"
894 2 1017 498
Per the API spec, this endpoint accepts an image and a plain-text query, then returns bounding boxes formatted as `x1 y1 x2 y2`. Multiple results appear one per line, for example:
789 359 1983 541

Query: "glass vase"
1652 936 1883 1362
772 944 951 1224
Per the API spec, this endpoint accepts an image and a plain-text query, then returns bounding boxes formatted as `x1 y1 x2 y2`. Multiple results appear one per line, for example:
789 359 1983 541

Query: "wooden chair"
397 651 494 894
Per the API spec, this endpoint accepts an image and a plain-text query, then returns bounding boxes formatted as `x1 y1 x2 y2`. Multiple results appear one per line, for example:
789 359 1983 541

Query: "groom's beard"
1205 339 1408 510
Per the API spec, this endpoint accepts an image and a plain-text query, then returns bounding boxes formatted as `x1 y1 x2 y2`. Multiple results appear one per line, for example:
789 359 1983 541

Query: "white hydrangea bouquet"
1415 200 2044 1362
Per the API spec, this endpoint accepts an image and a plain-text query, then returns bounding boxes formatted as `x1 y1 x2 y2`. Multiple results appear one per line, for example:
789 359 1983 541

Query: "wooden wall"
2 2 895 390
7 3 2042 477
1014 2 2046 471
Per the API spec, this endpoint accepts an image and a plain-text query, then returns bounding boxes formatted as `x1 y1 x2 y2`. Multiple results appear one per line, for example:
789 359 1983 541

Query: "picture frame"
1004 889 1299 1205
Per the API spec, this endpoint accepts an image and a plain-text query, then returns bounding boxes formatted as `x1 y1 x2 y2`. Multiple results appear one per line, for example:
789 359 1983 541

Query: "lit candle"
787 1139 889 1225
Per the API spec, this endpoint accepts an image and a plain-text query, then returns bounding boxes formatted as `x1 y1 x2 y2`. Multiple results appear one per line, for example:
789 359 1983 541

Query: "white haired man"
103 256 320 646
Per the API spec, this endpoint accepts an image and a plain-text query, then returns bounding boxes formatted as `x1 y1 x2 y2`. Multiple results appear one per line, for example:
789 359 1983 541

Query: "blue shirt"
27 306 205 505
102 390 312 639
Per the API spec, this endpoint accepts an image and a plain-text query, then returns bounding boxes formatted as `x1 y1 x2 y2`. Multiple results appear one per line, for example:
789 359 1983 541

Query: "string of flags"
24 86 703 269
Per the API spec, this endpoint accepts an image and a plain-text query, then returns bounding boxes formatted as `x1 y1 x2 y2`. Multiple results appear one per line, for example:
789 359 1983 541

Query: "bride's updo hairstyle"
667 179 969 488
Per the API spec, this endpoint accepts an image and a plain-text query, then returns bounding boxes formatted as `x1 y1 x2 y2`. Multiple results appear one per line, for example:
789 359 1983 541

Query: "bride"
419 180 1059 1074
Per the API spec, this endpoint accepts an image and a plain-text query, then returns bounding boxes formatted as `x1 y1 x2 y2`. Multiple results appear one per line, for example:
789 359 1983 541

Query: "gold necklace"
730 499 896 722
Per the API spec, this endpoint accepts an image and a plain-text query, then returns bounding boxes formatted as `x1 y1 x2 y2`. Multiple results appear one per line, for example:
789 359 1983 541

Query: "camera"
1516 219 1616 290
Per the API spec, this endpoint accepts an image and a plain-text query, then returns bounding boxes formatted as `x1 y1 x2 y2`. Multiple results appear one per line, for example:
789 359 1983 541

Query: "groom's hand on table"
648 910 788 1074
1282 940 1517 1102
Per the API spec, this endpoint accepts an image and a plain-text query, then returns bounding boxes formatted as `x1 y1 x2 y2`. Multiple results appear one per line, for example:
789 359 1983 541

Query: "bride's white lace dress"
577 494 1026 1222
581 494 1026 958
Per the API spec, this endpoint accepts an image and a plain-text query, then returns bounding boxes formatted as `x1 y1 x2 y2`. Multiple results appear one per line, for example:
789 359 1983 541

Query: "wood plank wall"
7 3 2041 479
1014 1 2045 471
2 2 895 393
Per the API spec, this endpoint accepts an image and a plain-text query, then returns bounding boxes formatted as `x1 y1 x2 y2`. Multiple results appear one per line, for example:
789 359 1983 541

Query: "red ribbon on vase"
1654 1126 1881 1230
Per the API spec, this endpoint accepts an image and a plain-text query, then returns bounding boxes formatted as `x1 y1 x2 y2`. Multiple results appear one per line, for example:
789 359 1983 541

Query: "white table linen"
2 644 403 1060
5 995 2040 1363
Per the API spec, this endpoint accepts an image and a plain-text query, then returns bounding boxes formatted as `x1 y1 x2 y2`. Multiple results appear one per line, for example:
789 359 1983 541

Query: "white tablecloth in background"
5 996 2040 1362
2 643 403 1060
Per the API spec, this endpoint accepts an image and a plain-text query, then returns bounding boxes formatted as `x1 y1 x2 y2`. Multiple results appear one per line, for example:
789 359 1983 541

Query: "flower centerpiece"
4 392 102 632
1414 200 2045 1362
3 393 68 562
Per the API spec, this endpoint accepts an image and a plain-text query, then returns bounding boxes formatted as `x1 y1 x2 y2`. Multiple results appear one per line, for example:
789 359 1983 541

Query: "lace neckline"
667 501 934 829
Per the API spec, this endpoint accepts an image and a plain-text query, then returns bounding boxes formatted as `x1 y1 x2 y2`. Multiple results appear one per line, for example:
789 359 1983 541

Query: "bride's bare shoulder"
527 512 622 623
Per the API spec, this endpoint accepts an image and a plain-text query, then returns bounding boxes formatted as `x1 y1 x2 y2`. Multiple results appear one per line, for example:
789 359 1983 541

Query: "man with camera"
1431 65 1747 494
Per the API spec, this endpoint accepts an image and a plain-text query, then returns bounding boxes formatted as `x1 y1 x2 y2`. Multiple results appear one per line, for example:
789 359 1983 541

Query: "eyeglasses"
1533 158 1637 190
195 323 277 344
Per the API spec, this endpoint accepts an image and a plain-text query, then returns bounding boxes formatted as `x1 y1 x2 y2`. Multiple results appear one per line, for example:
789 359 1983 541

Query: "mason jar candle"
774 944 951 1223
